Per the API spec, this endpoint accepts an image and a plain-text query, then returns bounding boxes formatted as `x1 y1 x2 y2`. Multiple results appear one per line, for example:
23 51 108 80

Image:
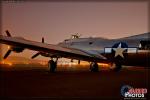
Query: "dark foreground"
0 65 149 99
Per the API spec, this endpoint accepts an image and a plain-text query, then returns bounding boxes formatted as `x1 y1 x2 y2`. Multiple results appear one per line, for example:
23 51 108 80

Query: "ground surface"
0 65 149 99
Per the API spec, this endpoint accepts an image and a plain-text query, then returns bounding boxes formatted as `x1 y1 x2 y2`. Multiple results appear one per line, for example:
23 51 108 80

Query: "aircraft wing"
0 35 107 62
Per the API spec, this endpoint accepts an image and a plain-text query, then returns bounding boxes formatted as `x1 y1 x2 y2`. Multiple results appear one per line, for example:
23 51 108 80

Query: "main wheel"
48 60 57 72
113 62 122 72
90 62 99 72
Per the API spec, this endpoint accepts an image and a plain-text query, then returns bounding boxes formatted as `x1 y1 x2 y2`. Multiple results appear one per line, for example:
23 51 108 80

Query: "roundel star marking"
113 43 126 58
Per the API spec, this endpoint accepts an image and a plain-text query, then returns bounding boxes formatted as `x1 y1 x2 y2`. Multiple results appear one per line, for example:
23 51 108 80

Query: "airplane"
0 30 149 72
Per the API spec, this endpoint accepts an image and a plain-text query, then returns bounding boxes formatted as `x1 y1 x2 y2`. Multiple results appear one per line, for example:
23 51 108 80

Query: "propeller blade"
4 50 12 59
42 37 44 43
31 52 40 59
5 30 11 37
78 60 80 64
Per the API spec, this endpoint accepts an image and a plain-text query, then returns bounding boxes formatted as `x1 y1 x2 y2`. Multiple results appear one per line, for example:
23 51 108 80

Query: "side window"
89 42 93 45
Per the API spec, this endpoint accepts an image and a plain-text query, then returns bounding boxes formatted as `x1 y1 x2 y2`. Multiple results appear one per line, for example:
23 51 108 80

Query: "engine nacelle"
11 46 24 53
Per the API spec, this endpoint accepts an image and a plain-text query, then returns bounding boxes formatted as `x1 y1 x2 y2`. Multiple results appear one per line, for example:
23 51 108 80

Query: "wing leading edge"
0 35 107 62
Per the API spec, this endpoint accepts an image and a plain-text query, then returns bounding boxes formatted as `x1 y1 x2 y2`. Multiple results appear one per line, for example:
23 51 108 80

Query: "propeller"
6 30 11 37
3 30 12 59
31 52 40 59
4 50 12 59
42 37 44 43
31 37 44 59
3 30 25 59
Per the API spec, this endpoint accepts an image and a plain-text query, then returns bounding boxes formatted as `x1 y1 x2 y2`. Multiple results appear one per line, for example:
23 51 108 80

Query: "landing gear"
90 62 99 72
48 60 57 72
113 62 122 72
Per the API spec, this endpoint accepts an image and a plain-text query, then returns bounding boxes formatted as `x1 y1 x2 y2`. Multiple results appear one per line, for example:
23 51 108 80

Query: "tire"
114 63 122 72
90 62 99 72
48 60 57 72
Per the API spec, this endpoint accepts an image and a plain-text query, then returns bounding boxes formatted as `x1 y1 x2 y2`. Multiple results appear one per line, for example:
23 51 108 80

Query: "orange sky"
0 1 149 60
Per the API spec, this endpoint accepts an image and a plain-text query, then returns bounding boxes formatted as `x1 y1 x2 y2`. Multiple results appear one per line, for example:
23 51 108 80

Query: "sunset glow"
7 46 10 49
98 63 110 67
39 61 47 66
0 60 13 66
1 1 148 59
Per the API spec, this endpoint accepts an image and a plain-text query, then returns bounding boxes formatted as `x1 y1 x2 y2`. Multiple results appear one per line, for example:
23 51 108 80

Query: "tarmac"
0 65 149 99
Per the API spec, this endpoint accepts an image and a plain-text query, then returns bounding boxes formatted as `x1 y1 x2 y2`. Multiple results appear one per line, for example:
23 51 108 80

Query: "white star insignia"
113 43 126 58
